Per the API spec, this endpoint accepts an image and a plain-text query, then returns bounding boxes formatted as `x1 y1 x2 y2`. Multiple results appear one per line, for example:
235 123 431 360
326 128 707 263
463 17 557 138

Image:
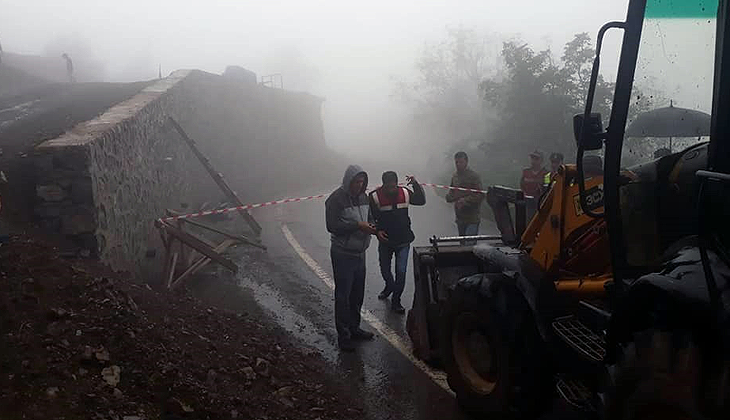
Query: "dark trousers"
331 248 366 339
378 242 410 305
526 196 539 223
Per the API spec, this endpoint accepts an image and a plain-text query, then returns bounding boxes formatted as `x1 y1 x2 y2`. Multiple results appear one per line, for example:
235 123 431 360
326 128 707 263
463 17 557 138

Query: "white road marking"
280 223 453 394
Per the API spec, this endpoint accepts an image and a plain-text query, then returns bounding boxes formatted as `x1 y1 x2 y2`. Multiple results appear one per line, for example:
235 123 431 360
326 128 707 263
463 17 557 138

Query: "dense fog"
1 0 716 187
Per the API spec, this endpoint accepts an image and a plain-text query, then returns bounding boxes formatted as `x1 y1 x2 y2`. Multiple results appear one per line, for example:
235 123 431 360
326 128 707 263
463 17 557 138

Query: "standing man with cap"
445 151 484 237
325 165 377 351
369 171 426 314
544 152 564 188
521 150 548 220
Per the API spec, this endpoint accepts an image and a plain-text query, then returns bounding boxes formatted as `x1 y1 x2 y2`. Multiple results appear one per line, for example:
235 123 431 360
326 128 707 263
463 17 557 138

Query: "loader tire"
605 329 719 420
440 276 552 419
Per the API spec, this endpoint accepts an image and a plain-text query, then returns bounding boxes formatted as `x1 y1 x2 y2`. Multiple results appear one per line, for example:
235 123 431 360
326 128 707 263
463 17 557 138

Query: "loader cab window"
621 0 716 268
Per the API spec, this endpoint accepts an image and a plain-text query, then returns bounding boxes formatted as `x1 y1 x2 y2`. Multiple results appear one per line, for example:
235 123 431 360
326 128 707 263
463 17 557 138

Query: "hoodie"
325 165 373 256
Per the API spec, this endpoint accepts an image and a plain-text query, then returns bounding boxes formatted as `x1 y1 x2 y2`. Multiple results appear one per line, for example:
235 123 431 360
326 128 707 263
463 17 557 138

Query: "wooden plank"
180 218 267 250
170 208 264 249
161 221 237 272
170 239 235 290
192 240 235 277
167 252 179 289
158 221 238 272
185 235 215 266
159 228 170 249
177 219 186 272
165 209 183 217
160 232 174 287
167 117 262 235
165 209 215 255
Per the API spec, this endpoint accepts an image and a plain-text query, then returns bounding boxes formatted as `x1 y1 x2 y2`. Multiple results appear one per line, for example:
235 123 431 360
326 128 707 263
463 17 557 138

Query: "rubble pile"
0 235 363 420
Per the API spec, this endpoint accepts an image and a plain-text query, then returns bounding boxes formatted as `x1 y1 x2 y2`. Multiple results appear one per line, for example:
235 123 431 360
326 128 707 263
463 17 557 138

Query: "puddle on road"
236 272 339 363
230 228 460 420
236 272 432 420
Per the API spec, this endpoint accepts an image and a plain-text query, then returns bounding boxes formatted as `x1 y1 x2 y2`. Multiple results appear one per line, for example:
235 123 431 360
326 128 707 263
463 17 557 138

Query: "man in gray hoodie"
325 165 377 351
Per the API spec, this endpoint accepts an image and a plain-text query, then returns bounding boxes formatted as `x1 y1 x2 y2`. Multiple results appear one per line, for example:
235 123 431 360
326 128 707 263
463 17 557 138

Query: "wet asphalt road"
234 182 498 420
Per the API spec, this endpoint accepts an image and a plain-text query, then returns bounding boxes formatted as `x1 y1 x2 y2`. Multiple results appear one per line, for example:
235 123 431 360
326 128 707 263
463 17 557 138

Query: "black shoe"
392 302 406 314
351 328 375 340
378 288 392 300
338 336 356 352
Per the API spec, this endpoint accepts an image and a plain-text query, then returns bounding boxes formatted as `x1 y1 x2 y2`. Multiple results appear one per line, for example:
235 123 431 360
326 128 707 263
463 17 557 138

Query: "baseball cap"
550 152 564 162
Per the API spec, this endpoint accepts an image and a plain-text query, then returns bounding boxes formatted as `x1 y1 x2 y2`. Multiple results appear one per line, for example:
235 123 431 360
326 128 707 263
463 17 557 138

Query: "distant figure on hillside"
62 53 74 82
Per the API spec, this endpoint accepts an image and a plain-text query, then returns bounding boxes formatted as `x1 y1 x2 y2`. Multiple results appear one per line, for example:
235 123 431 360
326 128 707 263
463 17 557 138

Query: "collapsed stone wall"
33 69 327 276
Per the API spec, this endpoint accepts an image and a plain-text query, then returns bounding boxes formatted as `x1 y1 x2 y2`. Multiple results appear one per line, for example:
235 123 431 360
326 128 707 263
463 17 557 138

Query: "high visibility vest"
371 186 410 211
522 168 547 196
370 186 415 246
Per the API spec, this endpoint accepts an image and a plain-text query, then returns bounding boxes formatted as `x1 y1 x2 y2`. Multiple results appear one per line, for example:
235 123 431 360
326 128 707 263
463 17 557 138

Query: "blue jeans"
457 222 480 245
378 242 410 305
331 249 366 339
457 222 480 236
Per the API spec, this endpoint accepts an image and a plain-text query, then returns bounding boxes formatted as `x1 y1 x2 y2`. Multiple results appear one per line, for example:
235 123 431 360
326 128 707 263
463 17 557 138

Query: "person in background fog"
325 165 377 352
369 171 426 314
62 53 74 82
445 151 484 237
544 152 564 188
521 150 547 220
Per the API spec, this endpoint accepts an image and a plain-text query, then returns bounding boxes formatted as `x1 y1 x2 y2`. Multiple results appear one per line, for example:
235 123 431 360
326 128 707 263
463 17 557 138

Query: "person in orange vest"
520 150 548 220
369 171 426 314
521 150 548 196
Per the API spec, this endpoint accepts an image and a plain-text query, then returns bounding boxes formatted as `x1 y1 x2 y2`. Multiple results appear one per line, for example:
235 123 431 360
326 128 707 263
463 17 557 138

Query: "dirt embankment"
0 235 364 420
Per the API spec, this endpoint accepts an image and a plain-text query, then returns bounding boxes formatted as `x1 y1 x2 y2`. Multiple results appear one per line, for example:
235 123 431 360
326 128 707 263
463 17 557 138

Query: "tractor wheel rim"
452 313 498 395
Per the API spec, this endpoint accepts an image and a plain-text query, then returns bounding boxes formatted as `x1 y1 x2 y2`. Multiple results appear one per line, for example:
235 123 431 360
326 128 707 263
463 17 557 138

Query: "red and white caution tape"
158 182 489 222
418 183 487 194
159 193 328 222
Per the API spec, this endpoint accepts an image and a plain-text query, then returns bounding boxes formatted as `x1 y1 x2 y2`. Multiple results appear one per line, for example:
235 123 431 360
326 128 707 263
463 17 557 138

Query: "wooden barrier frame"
156 218 246 290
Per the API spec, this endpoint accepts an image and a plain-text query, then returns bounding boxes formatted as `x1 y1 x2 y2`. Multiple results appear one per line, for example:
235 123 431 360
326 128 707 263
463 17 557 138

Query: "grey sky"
0 0 642 154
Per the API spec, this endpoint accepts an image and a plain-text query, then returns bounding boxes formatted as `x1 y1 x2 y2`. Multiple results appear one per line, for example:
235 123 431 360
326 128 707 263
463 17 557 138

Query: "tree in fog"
393 27 501 155
399 29 667 196
477 32 669 191
480 32 614 160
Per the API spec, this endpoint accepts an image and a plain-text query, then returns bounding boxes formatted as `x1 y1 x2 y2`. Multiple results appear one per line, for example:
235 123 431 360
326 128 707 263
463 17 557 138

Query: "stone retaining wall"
33 69 326 276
